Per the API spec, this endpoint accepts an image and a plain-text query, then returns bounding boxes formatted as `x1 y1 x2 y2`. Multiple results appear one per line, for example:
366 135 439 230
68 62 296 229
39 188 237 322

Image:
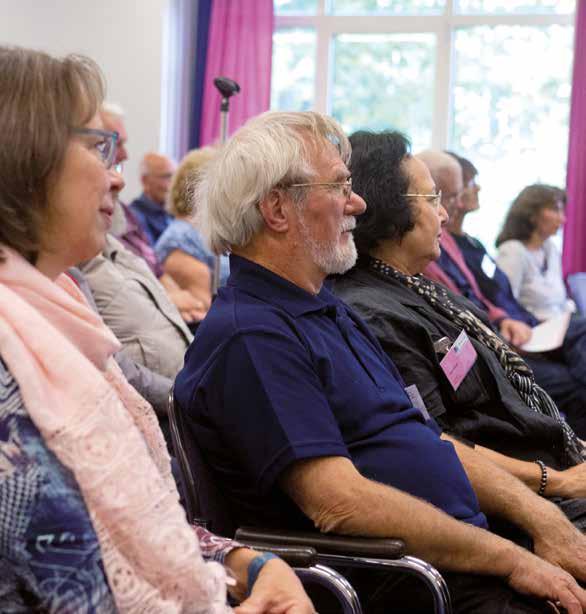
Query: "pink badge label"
439 330 477 391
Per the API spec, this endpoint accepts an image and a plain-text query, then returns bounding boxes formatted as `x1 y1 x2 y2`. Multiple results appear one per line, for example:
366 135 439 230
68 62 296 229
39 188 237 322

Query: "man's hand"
499 318 532 346
507 547 586 614
532 516 586 585
234 557 315 614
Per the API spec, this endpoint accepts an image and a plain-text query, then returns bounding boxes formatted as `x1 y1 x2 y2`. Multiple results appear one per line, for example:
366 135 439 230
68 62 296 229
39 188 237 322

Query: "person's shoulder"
333 269 403 310
498 239 524 250
461 233 486 251
498 239 526 256
206 284 299 336
128 195 144 208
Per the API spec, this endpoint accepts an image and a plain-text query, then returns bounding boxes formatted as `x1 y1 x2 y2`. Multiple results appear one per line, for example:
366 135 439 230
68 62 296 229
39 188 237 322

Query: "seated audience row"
4 44 586 613
423 151 586 436
0 46 312 613
175 111 586 613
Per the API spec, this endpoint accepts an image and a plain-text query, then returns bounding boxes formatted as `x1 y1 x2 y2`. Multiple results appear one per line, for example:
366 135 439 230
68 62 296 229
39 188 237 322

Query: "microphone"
213 77 240 99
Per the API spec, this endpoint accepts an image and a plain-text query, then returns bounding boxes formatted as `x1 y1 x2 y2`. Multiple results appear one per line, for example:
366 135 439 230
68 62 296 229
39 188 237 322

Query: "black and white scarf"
370 257 584 464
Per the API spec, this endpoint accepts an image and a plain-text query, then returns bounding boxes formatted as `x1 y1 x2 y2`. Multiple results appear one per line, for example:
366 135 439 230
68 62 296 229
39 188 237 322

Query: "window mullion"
314 19 332 113
431 0 454 150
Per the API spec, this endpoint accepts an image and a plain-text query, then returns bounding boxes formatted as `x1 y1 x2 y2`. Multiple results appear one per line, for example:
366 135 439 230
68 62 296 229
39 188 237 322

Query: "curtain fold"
188 0 213 150
199 0 274 146
562 2 586 276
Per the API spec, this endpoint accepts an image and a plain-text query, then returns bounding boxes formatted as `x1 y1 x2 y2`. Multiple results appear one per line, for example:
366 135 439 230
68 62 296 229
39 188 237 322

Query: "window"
272 0 576 252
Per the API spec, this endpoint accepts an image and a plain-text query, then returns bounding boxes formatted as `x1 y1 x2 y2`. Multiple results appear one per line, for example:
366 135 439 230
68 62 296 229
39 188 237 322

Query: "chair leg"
295 564 362 614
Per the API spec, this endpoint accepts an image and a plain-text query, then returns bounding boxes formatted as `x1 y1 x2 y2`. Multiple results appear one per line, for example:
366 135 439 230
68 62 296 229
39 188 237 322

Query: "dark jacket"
333 266 571 470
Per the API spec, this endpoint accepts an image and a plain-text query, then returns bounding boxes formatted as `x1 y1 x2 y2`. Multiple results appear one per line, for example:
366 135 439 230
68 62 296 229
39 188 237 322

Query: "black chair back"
167 388 237 537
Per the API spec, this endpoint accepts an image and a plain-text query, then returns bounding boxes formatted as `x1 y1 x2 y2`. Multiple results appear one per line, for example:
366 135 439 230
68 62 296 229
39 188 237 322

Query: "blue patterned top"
155 219 230 286
0 357 236 612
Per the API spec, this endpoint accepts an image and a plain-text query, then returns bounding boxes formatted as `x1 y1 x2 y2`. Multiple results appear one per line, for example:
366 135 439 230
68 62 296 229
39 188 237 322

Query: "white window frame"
274 0 575 150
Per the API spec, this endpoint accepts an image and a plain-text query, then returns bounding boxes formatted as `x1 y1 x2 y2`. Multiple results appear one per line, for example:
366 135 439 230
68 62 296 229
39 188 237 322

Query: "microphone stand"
211 77 240 298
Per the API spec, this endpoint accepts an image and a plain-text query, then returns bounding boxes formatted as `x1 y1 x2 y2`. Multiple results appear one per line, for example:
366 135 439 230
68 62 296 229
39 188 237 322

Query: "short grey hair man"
198 110 351 255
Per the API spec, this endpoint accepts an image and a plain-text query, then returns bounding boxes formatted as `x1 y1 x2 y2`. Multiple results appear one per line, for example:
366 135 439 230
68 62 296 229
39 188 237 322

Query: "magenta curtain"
563 1 586 276
199 0 274 146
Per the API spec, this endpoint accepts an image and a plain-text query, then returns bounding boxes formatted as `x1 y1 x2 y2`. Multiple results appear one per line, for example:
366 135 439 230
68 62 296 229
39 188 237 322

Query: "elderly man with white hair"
175 111 586 613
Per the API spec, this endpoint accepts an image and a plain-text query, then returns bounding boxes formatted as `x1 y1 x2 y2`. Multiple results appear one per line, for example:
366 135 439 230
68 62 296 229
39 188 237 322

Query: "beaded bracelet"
247 552 279 596
535 460 548 497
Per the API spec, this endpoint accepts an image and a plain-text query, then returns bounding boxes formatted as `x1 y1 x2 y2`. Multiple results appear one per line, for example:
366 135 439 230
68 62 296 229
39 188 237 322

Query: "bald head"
140 152 176 206
416 149 463 218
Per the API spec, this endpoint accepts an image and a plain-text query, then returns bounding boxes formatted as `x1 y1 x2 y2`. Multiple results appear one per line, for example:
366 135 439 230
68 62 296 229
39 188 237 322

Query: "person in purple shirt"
175 110 586 613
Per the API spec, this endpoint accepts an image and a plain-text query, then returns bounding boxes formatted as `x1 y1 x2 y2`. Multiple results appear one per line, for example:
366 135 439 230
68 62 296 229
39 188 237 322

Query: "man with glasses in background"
129 152 176 245
79 105 200 383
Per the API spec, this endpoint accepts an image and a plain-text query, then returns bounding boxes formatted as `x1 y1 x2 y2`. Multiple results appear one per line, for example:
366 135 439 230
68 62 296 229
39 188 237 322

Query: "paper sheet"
520 312 571 353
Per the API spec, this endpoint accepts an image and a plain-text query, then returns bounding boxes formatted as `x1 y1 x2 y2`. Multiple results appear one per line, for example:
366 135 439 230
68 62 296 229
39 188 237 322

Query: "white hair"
101 101 125 118
416 149 461 186
195 111 351 255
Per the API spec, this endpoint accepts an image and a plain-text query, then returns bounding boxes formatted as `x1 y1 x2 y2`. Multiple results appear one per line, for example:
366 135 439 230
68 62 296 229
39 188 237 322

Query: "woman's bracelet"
247 552 279 596
535 460 548 496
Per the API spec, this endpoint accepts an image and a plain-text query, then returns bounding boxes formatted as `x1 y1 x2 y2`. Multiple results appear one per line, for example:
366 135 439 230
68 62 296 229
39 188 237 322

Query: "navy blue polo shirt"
453 234 539 327
175 255 487 532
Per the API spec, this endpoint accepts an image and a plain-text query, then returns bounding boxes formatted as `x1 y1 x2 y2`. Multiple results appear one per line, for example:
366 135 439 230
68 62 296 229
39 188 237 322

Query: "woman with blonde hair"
155 147 230 320
0 45 311 614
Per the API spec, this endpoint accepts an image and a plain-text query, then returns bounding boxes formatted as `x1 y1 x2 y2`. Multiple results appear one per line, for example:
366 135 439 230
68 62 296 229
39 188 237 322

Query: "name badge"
481 254 496 279
440 330 477 391
405 384 431 421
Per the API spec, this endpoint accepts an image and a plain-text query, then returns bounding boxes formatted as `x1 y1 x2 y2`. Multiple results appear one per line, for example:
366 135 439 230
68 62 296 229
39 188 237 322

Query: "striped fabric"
370 257 585 466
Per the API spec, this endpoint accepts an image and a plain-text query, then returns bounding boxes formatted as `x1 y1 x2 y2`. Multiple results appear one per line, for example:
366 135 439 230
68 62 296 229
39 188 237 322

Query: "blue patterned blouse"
0 357 236 612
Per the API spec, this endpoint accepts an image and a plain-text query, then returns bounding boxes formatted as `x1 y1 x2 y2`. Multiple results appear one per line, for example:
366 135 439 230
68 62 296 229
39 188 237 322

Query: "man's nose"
347 190 367 216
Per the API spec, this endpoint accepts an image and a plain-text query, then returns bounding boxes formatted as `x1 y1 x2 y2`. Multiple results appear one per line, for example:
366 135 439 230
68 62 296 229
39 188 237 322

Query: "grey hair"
196 110 351 254
416 149 461 185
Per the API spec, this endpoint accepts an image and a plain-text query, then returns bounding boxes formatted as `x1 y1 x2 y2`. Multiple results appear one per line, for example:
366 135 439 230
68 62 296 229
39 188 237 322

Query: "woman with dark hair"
0 46 312 613
333 130 586 506
496 185 573 321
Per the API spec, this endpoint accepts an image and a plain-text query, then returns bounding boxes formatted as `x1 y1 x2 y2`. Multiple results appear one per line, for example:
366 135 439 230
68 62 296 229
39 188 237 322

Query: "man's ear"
258 188 292 233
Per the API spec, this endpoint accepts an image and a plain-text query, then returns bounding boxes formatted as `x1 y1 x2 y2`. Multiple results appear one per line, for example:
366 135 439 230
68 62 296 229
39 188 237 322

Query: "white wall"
0 0 170 201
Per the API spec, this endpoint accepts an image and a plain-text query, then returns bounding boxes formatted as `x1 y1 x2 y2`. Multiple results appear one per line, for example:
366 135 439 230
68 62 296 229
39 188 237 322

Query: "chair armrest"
237 541 318 568
235 527 405 559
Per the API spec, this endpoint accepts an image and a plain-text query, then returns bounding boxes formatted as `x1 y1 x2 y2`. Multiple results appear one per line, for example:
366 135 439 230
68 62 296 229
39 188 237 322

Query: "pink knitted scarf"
0 248 229 613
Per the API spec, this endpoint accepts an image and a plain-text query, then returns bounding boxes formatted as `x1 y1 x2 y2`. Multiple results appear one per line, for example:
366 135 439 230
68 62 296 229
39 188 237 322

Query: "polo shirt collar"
138 193 166 214
228 254 339 317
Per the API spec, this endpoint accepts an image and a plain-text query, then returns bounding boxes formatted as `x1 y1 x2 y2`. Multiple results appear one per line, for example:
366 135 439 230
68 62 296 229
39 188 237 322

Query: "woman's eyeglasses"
405 191 442 209
72 128 119 169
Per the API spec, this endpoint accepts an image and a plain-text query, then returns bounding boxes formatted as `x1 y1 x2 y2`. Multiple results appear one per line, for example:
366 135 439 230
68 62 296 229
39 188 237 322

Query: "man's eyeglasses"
405 191 442 209
287 178 353 199
72 128 119 169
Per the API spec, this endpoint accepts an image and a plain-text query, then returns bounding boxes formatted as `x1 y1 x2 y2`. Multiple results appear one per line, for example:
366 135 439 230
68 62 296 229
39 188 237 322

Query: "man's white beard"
298 215 358 275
